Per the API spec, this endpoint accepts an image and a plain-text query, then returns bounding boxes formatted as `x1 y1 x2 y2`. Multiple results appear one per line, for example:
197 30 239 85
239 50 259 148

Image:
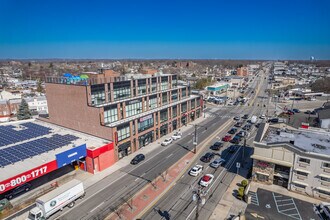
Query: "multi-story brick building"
45 71 203 161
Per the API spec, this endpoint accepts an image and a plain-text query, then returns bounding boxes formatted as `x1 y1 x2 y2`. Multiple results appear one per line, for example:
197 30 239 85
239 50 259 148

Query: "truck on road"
27 179 85 220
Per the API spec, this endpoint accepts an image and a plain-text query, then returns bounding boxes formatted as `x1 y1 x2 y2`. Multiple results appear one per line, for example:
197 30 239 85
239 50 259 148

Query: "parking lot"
246 189 320 220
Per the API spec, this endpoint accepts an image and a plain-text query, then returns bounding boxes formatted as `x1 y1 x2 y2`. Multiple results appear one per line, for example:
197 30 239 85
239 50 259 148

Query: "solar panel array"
0 122 51 147
0 134 79 167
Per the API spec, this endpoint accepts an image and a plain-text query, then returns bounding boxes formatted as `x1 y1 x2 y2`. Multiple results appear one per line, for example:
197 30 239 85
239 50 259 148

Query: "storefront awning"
292 181 308 187
256 171 269 176
295 168 311 174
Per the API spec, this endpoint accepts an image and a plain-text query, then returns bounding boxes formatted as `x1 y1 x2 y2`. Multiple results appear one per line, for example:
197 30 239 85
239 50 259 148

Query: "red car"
222 135 232 142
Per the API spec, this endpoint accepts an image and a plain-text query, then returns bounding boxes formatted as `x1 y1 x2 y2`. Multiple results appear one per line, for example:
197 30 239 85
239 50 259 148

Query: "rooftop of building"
257 123 330 156
0 119 109 182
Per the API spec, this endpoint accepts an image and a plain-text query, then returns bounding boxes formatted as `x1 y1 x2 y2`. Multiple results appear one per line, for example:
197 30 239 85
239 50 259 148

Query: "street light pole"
241 136 246 168
192 187 206 220
192 124 207 154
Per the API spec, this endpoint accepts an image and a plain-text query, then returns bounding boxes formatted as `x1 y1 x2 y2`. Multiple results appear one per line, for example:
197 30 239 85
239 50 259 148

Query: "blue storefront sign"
56 144 87 168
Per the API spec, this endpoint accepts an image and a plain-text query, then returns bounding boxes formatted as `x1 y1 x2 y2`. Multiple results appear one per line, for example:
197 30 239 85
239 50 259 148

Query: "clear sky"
0 0 330 59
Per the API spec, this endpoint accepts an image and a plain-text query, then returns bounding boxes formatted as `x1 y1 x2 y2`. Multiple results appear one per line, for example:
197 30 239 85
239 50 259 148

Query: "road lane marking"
166 153 174 158
90 202 104 213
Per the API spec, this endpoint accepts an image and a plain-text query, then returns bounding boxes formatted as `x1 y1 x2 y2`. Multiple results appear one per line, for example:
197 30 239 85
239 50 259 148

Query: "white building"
252 123 330 200
318 109 330 129
25 96 48 114
0 90 21 100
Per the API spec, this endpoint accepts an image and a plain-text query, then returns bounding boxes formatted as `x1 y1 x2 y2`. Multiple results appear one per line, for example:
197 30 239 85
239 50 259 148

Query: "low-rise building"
25 96 48 114
252 123 330 200
318 109 330 129
206 83 230 96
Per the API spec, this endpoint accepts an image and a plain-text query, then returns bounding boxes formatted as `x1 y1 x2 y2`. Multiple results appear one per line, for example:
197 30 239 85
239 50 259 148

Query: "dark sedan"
200 152 215 163
130 154 145 165
228 128 238 134
210 142 223 151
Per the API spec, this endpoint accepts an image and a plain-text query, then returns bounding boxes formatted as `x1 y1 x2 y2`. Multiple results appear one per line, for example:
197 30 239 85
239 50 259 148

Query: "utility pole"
192 124 207 154
241 136 247 168
192 187 206 220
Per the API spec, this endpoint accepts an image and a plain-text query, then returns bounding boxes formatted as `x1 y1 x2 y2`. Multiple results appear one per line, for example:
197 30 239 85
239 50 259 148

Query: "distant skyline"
1 0 330 60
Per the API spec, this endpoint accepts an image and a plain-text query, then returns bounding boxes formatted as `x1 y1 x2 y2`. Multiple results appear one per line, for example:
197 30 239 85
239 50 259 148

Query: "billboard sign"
0 160 58 194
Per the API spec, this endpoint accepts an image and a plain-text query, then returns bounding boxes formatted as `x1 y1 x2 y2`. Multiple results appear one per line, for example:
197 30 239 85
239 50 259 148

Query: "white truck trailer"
27 179 85 220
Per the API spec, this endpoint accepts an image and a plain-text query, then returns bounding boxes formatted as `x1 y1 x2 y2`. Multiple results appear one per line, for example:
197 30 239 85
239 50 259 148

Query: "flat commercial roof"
0 119 109 182
262 127 330 156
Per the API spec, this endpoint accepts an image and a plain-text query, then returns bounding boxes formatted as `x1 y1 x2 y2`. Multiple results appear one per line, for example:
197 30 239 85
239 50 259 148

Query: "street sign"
236 162 241 168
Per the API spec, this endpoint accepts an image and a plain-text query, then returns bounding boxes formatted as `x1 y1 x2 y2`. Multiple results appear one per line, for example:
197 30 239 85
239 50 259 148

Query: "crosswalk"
248 191 259 206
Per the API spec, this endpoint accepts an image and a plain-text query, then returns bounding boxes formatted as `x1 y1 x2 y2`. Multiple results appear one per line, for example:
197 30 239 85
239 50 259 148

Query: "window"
181 89 187 98
172 75 177 87
181 102 187 113
162 92 168 105
196 97 201 107
138 115 154 132
151 78 157 93
104 105 118 124
294 183 306 189
126 99 142 117
191 99 195 109
318 189 330 196
172 105 177 118
320 176 330 182
298 157 310 164
138 79 147 95
113 81 131 101
296 171 308 177
107 83 112 101
160 110 168 123
171 90 178 102
161 76 168 91
117 123 130 141
149 95 157 110
322 162 330 169
91 84 106 105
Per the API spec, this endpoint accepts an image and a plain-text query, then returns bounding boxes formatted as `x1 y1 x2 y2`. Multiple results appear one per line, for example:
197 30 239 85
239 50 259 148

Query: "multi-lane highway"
52 66 270 220
140 67 270 220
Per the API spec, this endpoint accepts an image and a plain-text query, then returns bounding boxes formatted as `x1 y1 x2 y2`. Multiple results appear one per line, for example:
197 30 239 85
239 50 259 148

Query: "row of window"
91 76 178 105
298 157 330 169
295 171 330 182
103 97 201 124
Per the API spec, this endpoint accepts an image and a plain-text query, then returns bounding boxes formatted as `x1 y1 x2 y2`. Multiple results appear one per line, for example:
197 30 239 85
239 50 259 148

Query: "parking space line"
272 192 302 220
277 203 295 207
277 199 293 202
280 207 297 212
248 191 259 206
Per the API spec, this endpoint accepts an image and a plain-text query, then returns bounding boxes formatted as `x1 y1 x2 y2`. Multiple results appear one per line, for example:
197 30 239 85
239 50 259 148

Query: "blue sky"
0 0 330 59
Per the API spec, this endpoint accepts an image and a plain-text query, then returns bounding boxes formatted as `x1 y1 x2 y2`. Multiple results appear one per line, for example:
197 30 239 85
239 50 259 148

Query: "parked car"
268 118 279 123
200 152 215 163
210 158 225 168
222 135 232 142
130 154 145 165
171 132 182 140
242 124 251 131
210 142 223 151
234 122 243 127
5 183 31 200
292 109 300 113
228 128 238 134
242 114 249 119
310 110 316 115
230 136 242 144
237 131 247 137
259 115 266 119
189 165 203 176
199 174 214 187
161 138 173 146
233 116 240 121
305 110 311 114
255 123 261 128
286 110 294 115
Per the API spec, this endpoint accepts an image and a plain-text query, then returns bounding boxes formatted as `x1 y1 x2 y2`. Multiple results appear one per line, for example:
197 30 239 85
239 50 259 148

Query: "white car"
210 158 225 168
259 115 266 119
189 165 203 176
172 132 182 140
161 138 173 146
199 174 214 187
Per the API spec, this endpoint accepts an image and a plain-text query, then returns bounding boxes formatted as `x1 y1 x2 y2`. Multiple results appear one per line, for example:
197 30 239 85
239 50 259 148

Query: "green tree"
241 179 248 188
17 99 32 120
37 79 43 93
237 187 245 200
49 62 53 68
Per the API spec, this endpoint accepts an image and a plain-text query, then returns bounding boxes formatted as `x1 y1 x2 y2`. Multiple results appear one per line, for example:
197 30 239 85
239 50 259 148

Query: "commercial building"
206 83 230 96
237 67 248 77
45 71 203 161
252 123 330 200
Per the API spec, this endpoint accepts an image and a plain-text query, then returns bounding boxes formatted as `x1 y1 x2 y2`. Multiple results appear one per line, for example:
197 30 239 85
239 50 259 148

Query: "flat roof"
262 127 330 156
0 119 109 182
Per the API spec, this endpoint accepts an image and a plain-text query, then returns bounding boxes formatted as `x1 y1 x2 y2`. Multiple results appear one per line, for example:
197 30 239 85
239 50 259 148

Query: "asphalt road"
141 67 270 220
52 67 270 220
